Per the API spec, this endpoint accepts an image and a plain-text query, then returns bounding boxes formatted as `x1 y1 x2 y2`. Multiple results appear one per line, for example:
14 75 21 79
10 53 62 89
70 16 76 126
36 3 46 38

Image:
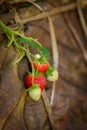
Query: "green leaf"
18 37 50 59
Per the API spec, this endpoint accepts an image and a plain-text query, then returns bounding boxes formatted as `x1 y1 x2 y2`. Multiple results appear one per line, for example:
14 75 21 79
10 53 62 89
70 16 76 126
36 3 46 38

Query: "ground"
0 0 87 130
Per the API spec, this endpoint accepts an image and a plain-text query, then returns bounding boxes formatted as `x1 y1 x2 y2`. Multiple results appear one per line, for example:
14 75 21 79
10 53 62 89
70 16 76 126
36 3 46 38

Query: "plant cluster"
0 21 58 101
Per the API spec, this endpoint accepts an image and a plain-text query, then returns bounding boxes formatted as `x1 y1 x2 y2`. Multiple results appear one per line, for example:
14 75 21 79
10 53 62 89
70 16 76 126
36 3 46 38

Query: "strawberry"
25 74 46 92
33 62 49 73
33 54 49 73
45 66 59 81
28 84 41 101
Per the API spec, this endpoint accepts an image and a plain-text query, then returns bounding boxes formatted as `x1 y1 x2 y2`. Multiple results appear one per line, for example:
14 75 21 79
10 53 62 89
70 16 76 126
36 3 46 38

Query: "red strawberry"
33 62 49 73
25 74 46 92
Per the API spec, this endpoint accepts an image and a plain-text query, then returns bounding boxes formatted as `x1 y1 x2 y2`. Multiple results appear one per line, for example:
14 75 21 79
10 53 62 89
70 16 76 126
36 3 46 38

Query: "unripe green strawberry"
28 84 41 101
45 67 59 81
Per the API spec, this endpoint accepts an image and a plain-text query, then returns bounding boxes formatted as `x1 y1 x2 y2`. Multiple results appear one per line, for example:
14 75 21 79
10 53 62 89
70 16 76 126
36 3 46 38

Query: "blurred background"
0 0 87 130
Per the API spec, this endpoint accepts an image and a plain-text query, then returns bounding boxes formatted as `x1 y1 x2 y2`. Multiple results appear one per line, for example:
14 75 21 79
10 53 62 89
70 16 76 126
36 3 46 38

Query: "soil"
0 0 87 130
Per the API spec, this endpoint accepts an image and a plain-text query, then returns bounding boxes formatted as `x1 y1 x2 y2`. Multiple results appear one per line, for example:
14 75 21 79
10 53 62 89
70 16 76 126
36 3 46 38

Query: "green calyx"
28 69 42 77
45 66 58 81
45 66 55 76
26 84 39 92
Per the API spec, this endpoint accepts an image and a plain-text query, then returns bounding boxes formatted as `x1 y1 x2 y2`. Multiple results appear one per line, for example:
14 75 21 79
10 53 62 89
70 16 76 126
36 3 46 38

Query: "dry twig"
48 16 59 106
42 91 56 130
0 1 87 29
22 1 87 23
27 0 44 12
77 0 87 37
64 13 87 63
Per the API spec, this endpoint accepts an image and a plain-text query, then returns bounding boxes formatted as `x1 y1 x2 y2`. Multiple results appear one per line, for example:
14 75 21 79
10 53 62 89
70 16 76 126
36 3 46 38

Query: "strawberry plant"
0 21 59 101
